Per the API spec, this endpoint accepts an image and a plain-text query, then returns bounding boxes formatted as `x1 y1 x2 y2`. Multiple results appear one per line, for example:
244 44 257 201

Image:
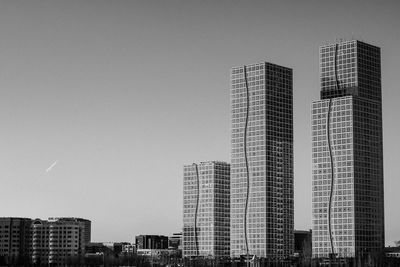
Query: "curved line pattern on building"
243 65 250 258
327 98 335 257
194 163 200 256
327 43 340 257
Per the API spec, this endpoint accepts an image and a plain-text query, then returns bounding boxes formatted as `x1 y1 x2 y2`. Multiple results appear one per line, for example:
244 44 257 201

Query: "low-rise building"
294 230 312 256
121 243 136 254
168 232 182 250
136 235 168 250
385 247 400 258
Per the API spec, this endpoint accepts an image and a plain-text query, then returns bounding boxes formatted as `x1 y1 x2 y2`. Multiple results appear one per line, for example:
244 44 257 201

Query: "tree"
0 256 6 266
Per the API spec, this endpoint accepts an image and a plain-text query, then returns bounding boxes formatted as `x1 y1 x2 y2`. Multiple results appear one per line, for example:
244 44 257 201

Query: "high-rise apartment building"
31 217 91 266
0 218 32 265
32 219 50 265
312 40 384 259
183 161 230 258
230 62 294 260
48 217 91 265
0 217 90 266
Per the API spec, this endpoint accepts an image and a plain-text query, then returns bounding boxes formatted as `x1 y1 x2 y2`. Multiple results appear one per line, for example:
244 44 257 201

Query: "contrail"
45 160 58 173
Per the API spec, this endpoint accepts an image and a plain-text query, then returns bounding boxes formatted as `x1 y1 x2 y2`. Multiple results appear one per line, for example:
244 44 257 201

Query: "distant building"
108 242 135 255
385 247 400 258
31 217 91 266
0 218 32 265
136 235 168 250
85 242 110 254
92 242 135 255
183 161 230 258
121 243 136 254
47 217 91 265
168 232 182 250
31 219 50 265
294 230 312 256
0 217 90 266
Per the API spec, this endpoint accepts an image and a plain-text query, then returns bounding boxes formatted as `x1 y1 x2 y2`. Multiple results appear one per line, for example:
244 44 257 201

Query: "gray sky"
1 0 399 245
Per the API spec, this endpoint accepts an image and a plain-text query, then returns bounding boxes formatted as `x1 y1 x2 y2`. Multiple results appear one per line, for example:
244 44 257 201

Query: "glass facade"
312 40 384 258
182 161 230 258
230 62 294 259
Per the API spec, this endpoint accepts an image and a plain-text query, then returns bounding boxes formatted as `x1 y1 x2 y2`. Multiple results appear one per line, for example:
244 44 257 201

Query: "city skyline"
1 0 400 246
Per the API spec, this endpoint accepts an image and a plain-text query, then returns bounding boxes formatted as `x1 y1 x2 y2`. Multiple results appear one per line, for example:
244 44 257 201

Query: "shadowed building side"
0 218 32 266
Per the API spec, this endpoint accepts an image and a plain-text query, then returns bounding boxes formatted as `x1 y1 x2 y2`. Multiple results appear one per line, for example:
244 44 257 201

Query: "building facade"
230 62 294 260
32 219 50 265
31 217 91 266
312 40 384 259
136 235 169 250
168 232 182 250
182 161 230 258
48 218 91 265
121 243 136 255
0 218 32 265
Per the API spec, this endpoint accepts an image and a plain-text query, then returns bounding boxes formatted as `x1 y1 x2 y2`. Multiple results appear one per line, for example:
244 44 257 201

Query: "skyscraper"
230 62 294 260
312 40 384 259
182 161 230 258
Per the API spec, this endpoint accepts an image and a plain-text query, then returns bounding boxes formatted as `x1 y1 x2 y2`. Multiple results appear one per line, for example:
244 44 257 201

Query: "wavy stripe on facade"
327 98 336 256
243 65 250 258
194 163 200 256
327 43 340 257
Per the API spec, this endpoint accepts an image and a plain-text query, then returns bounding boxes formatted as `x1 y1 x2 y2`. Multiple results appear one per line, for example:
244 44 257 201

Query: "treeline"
2 254 400 266
0 254 151 267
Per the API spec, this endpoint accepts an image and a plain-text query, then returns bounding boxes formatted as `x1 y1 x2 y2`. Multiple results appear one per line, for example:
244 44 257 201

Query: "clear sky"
0 0 399 245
